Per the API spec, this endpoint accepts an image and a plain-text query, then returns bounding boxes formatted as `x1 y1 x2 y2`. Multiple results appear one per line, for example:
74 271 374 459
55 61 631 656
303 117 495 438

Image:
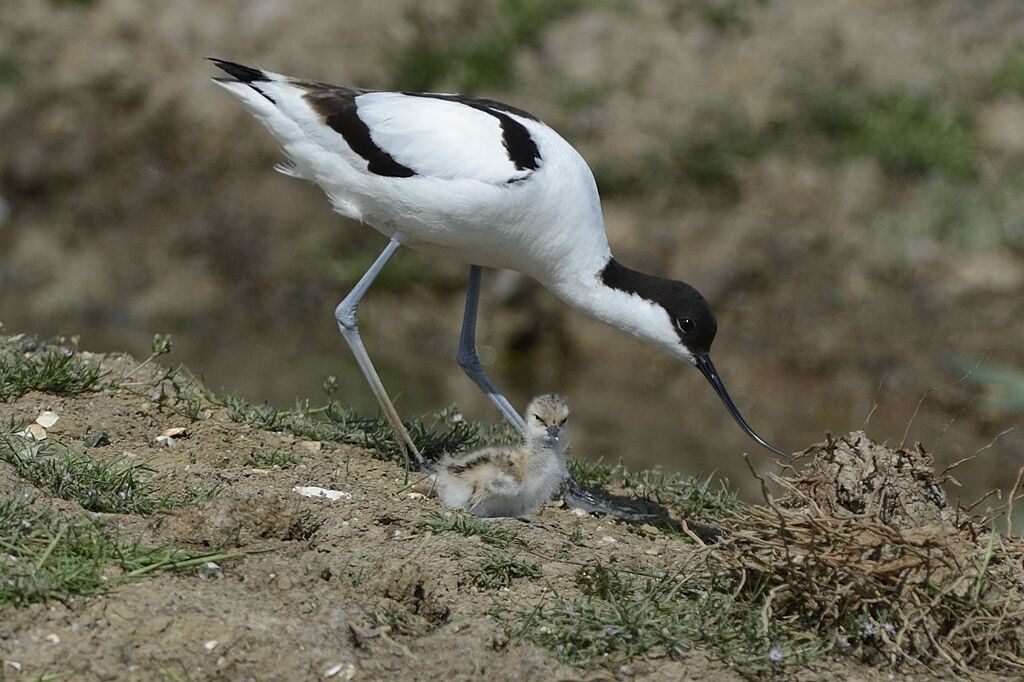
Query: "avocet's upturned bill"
209 58 791 475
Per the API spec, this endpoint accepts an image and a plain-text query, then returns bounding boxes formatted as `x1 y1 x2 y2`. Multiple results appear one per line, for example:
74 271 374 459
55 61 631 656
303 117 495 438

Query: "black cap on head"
600 258 717 354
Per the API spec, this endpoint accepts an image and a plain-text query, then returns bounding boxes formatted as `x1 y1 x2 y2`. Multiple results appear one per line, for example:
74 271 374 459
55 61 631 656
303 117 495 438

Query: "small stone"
4 661 21 672
44 633 60 644
298 440 323 453
571 508 588 517
406 492 426 500
154 435 175 448
84 432 110 448
162 427 188 439
35 411 59 428
203 640 218 651
323 663 343 678
599 535 617 544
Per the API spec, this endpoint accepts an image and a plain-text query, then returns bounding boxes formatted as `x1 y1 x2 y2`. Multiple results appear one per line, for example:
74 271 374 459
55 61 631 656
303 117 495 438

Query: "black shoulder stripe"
404 92 541 172
303 88 416 178
493 110 540 171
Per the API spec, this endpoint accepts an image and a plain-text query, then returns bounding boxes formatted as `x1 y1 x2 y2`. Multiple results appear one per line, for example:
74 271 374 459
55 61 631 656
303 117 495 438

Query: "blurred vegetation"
389 0 580 92
948 356 1024 414
815 89 977 180
994 50 1024 97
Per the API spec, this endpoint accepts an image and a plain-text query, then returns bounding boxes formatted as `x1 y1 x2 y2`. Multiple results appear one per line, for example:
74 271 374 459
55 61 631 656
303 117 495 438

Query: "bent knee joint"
457 348 483 373
335 302 358 331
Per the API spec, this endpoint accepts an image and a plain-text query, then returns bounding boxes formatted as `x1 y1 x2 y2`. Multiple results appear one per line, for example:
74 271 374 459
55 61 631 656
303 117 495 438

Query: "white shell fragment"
16 423 48 441
293 486 352 501
35 411 60 428
154 427 189 448
323 663 356 679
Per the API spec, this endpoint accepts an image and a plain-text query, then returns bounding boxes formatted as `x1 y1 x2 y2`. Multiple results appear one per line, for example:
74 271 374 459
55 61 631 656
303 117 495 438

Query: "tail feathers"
208 58 267 83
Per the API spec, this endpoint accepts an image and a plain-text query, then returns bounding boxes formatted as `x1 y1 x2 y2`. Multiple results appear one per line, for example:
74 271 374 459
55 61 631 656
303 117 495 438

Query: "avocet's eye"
559 417 568 425
532 414 546 426
677 318 696 334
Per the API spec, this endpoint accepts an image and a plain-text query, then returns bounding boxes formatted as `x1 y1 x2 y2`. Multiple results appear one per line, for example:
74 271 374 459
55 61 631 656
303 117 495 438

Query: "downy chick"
435 394 570 518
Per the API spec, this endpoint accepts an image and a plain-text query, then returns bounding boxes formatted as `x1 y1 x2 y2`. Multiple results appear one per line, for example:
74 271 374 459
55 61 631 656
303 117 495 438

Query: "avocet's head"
598 258 790 459
523 394 570 449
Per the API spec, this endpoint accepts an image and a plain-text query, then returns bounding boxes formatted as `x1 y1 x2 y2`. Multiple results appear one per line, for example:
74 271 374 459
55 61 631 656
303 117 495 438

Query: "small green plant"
415 511 518 548
120 333 174 384
567 458 617 487
0 432 187 514
574 562 627 600
0 339 105 399
0 494 241 609
471 553 541 588
247 449 299 469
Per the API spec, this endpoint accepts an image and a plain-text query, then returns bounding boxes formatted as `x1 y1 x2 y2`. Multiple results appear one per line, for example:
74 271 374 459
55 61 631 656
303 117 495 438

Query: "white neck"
543 258 688 361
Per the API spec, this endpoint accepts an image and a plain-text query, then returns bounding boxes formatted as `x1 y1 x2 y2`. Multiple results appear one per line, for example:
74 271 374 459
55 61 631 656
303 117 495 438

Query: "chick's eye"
677 318 696 334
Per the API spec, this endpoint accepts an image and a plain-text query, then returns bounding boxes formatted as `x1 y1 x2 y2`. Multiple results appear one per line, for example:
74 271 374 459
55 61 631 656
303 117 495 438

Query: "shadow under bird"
209 58 791 509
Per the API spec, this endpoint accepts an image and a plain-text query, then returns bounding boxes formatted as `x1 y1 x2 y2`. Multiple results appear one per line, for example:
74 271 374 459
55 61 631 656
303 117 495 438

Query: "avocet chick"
435 394 570 518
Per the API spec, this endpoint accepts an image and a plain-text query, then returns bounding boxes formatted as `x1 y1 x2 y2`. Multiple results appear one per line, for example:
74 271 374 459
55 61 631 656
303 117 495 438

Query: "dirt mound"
787 431 950 529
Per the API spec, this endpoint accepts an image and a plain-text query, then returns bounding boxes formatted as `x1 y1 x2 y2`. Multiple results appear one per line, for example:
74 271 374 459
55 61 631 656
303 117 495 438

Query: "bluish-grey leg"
457 266 526 435
336 238 422 469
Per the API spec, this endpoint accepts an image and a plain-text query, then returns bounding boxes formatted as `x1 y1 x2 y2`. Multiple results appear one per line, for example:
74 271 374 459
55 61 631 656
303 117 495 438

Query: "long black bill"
694 354 791 459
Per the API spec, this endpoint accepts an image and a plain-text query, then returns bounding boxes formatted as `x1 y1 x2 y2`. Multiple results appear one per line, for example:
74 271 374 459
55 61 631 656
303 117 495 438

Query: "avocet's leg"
335 238 423 470
457 266 526 434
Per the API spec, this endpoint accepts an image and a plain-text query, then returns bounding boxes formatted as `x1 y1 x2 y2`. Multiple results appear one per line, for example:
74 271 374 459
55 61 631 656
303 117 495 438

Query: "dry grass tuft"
715 432 1024 673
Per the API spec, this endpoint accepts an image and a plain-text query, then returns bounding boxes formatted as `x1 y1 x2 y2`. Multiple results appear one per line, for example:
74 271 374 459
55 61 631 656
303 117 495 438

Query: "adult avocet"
209 59 790 490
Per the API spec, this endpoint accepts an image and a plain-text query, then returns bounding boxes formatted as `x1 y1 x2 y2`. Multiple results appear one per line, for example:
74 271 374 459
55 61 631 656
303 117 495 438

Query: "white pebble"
204 640 218 651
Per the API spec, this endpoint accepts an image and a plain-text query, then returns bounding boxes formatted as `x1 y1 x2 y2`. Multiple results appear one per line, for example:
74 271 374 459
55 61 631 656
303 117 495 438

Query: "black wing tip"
207 58 267 83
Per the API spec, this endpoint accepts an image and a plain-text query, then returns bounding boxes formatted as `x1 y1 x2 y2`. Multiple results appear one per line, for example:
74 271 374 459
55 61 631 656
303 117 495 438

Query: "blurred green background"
1 0 1022 501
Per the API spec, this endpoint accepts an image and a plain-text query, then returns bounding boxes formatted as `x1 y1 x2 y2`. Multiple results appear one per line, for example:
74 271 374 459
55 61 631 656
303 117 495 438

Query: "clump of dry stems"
713 431 1024 673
